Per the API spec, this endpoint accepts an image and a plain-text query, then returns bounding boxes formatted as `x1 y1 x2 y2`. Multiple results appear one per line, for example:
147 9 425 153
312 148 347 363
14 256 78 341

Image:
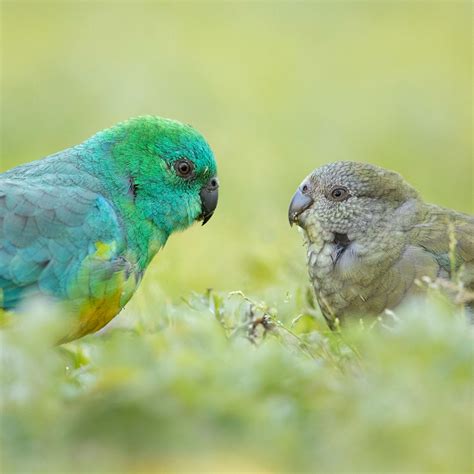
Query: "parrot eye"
174 159 194 179
329 186 350 201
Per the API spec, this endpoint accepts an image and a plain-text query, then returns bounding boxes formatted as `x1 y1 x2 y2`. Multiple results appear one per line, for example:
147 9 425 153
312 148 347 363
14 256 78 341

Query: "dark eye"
330 186 350 201
174 159 194 178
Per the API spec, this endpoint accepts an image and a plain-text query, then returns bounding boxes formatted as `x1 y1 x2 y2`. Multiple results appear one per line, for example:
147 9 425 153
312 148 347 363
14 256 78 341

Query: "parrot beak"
288 187 313 226
199 177 219 225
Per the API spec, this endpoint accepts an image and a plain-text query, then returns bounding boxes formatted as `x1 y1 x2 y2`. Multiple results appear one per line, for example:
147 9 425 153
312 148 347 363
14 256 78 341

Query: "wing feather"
412 204 474 289
0 179 126 309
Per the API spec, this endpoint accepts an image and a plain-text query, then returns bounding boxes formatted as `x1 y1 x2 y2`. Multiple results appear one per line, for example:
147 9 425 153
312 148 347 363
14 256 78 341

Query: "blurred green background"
2 1 472 301
1 2 472 473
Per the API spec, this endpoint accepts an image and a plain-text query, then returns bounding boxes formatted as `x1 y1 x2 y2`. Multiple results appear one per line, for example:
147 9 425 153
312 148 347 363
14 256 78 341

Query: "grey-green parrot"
289 161 474 327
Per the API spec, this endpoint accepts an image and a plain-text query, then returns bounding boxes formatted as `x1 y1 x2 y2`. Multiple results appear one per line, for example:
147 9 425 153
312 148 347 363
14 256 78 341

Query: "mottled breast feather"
303 203 474 325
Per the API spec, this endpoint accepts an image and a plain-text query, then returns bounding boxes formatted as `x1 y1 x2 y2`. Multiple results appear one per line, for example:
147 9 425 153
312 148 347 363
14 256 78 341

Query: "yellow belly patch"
62 269 139 343
64 289 124 342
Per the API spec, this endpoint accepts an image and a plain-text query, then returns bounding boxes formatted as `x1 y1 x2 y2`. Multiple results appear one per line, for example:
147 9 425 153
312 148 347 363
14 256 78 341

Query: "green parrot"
288 161 474 327
0 116 218 341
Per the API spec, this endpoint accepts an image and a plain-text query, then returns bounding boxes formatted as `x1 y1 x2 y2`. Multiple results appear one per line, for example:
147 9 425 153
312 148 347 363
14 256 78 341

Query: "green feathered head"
99 116 218 239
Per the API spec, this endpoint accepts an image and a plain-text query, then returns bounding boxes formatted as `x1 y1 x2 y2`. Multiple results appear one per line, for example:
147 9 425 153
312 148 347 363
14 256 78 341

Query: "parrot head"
288 161 419 239
105 116 218 238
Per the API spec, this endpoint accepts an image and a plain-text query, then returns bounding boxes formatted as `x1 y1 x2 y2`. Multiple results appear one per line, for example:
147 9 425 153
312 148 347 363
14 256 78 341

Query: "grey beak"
200 177 219 225
288 187 313 226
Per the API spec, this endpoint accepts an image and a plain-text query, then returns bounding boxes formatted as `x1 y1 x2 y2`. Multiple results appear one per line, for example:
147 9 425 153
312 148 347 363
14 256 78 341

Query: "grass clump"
1 289 472 473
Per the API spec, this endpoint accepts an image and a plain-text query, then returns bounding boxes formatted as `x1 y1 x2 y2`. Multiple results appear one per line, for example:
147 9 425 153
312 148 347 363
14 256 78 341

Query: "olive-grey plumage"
289 161 474 326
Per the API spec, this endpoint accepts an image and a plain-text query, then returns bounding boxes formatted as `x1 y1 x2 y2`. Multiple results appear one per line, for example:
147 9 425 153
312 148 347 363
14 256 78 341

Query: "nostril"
302 184 308 193
210 178 218 189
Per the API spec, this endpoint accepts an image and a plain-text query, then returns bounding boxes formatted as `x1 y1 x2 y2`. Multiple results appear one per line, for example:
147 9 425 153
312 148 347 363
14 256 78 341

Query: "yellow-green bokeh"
1 1 472 301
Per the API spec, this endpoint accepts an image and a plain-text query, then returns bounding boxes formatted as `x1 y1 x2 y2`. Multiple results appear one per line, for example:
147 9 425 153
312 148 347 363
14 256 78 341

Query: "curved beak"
288 187 313 226
199 177 219 225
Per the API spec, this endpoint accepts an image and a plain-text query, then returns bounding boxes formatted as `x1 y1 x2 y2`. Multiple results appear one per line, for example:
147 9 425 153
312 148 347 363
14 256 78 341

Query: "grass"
1 288 472 473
